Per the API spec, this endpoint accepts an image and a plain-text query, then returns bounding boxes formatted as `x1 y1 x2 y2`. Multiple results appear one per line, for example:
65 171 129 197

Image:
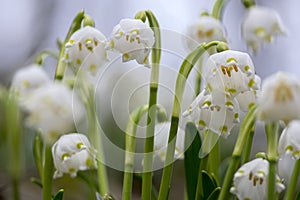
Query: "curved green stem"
35 50 58 65
241 125 255 164
42 144 54 200
284 159 300 200
157 41 224 200
218 106 257 200
265 122 279 200
55 10 84 80
135 10 162 200
212 0 226 20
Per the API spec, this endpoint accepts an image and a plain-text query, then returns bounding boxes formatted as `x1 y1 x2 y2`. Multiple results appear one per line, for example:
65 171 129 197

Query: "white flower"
183 90 240 137
24 82 84 143
258 72 300 122
11 64 51 100
278 155 300 188
230 158 285 200
52 133 97 178
204 50 258 98
64 26 108 75
109 18 155 65
242 6 286 53
278 120 300 159
186 15 227 51
154 122 185 161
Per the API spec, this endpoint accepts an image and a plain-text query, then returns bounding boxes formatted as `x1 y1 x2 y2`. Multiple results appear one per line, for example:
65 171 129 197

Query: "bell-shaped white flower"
109 18 155 65
186 15 227 51
52 133 97 178
204 50 258 98
154 122 185 161
11 64 51 100
64 26 108 75
242 6 286 53
258 71 300 122
23 82 84 143
230 158 285 200
278 120 300 159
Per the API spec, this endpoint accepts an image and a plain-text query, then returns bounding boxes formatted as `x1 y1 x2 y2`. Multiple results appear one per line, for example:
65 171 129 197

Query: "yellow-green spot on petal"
225 101 234 107
244 65 250 71
110 40 115 49
119 31 124 36
219 125 228 134
206 29 214 37
69 168 76 173
257 170 266 176
207 83 213 92
123 53 130 61
62 153 70 161
255 27 266 37
234 113 239 119
22 80 30 87
76 59 81 65
65 53 69 60
202 100 212 107
238 169 245 174
86 157 94 167
69 39 75 45
85 38 92 44
198 120 206 127
285 145 294 152
248 79 256 88
89 64 97 73
264 34 272 43
77 142 84 149
143 56 148 65
130 29 140 34
293 150 300 158
49 131 59 141
226 57 238 63
227 88 237 94
248 102 255 109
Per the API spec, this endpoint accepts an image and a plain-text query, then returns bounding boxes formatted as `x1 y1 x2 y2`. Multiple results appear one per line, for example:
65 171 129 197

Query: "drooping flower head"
278 120 300 159
23 82 84 144
109 18 155 65
11 64 51 100
242 6 286 53
186 15 227 51
230 158 285 200
52 133 97 178
258 71 300 123
64 26 108 75
203 50 259 100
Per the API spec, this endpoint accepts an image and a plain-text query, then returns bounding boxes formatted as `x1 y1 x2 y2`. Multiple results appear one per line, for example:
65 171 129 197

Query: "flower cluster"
184 50 260 137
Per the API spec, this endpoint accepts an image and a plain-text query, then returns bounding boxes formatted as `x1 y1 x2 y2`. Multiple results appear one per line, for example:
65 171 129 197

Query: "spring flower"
278 120 300 159
154 122 185 161
258 72 300 123
64 26 108 75
23 82 84 143
186 15 227 51
230 158 285 200
242 6 285 53
183 90 240 137
278 155 300 188
52 133 97 178
109 18 154 65
203 50 259 99
10 64 51 100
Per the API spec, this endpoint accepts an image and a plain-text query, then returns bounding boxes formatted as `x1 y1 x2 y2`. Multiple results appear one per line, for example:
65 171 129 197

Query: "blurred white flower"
24 82 84 143
154 122 185 161
11 64 51 100
242 6 286 53
186 15 227 51
52 133 96 178
109 18 154 65
204 50 258 98
278 120 300 159
258 71 300 123
230 158 285 200
278 155 300 189
64 26 108 76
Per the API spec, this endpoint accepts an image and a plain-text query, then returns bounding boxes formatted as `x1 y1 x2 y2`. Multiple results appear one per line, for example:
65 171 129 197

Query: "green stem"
241 125 255 164
33 132 44 179
123 105 149 200
212 0 226 19
42 145 54 200
284 159 300 200
195 155 209 200
35 50 58 65
209 139 220 182
55 10 84 80
194 58 203 96
218 106 257 200
139 10 162 200
265 122 279 200
157 41 223 200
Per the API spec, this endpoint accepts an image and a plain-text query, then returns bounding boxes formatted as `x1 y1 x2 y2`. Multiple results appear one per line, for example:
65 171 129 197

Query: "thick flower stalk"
109 18 155 65
242 6 286 53
52 133 97 178
64 26 109 77
258 71 300 123
230 158 285 200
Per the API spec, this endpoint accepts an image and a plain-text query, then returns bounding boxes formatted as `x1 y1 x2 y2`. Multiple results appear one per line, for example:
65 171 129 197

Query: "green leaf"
30 177 43 188
53 189 64 200
202 171 217 200
184 122 202 200
207 187 221 200
296 191 300 200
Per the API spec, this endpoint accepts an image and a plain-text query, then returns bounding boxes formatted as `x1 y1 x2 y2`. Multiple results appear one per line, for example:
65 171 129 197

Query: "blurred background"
0 0 299 199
